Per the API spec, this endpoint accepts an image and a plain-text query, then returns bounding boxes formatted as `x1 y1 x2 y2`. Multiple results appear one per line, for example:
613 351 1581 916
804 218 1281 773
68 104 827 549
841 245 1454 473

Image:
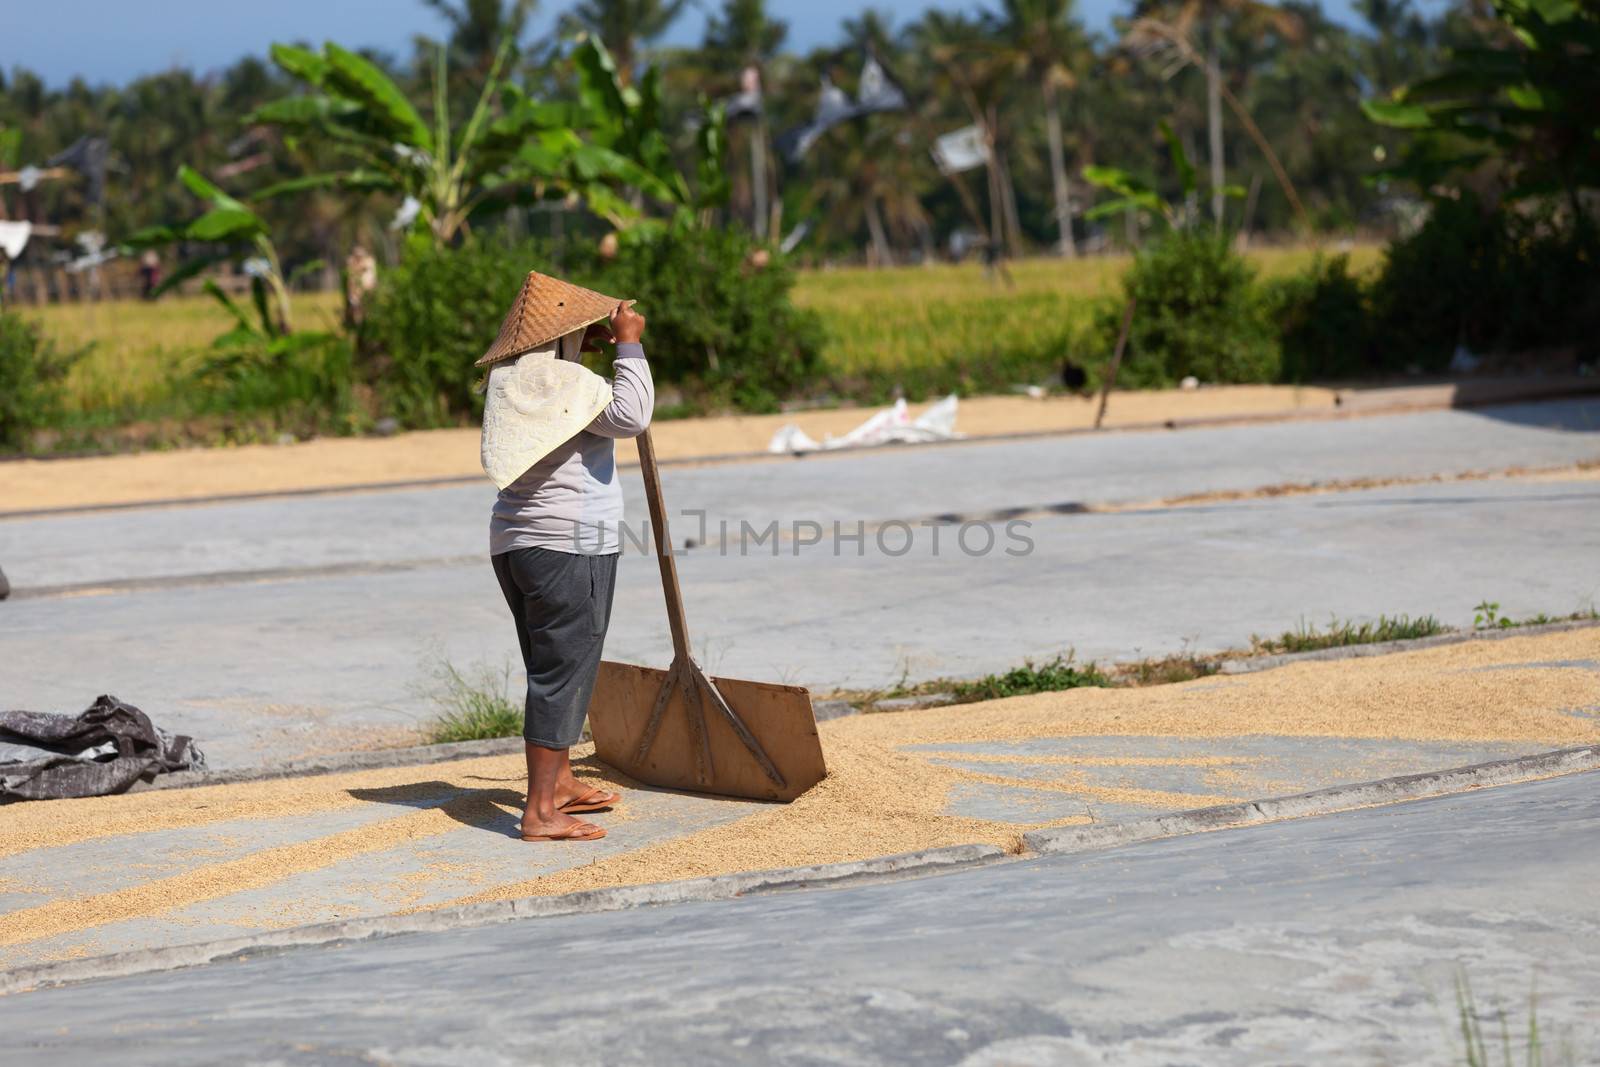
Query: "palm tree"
804 119 929 266
983 0 1091 256
1128 0 1300 228
563 0 688 85
912 11 1025 258
703 0 788 63
420 0 538 72
702 0 789 237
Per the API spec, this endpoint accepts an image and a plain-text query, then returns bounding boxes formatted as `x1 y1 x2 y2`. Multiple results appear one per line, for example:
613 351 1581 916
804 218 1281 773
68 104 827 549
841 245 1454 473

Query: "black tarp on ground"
0 695 204 801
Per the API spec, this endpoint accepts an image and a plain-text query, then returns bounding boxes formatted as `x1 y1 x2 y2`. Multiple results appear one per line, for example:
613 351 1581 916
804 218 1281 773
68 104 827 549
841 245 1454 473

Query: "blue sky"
9 0 1394 88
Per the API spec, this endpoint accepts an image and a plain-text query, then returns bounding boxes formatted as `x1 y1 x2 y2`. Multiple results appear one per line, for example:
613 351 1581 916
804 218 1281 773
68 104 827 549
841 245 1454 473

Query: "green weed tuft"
950 653 1112 703
425 661 523 744
1251 614 1447 655
1475 600 1598 631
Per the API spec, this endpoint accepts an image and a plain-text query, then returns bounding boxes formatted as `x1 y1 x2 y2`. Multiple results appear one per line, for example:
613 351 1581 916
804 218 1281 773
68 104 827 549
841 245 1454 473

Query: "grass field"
26 245 1380 418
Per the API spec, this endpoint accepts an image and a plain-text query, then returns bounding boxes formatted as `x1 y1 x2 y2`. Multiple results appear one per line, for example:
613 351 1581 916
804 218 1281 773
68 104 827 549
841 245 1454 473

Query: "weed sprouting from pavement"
1251 613 1447 654
1118 652 1224 686
949 653 1112 703
1475 599 1599 631
821 601 1595 714
425 660 523 743
1454 973 1559 1067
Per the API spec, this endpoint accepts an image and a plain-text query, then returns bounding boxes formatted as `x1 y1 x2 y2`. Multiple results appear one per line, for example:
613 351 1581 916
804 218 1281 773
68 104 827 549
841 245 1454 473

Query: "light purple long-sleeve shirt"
489 343 654 556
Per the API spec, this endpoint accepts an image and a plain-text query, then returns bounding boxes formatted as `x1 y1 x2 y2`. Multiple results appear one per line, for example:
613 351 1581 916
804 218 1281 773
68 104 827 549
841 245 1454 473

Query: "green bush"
0 310 85 452
564 226 826 412
364 238 533 427
1087 230 1280 388
1370 196 1600 371
1264 254 1373 382
187 331 358 437
363 226 826 425
1368 196 1506 372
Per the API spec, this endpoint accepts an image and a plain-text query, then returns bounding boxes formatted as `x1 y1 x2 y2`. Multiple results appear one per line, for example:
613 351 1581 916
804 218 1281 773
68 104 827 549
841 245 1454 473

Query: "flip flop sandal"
521 821 606 843
559 786 621 814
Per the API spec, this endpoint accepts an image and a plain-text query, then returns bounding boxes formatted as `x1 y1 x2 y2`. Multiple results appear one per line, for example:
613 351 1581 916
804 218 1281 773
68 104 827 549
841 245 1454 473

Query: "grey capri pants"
491 547 619 749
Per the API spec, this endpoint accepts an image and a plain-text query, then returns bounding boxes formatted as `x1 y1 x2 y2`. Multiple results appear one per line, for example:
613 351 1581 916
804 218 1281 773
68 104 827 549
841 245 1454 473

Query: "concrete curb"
0 844 1004 996
1022 744 1600 855
1219 616 1600 675
5 377 1596 522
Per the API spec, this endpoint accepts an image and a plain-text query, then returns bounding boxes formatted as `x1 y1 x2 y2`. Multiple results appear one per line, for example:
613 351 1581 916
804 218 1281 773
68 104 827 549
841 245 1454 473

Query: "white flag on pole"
932 125 990 175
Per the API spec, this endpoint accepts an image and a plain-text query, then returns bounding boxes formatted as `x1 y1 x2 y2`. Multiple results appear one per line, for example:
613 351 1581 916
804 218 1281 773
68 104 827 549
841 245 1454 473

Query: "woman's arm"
587 343 654 438
586 301 654 439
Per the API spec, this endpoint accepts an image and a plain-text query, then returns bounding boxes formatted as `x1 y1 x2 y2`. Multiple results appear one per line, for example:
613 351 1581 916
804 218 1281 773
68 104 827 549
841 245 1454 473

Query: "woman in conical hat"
479 271 652 843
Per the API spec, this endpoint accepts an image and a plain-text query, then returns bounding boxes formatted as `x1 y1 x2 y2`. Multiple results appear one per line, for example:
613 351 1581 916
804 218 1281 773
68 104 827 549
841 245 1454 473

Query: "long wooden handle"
635 427 693 663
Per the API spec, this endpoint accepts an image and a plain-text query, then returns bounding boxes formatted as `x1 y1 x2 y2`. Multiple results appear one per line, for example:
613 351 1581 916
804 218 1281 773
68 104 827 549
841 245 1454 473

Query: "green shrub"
1264 254 1373 382
188 330 358 436
1369 196 1507 371
1370 196 1600 371
364 237 534 427
0 310 85 452
364 226 826 425
1087 230 1280 388
564 226 826 412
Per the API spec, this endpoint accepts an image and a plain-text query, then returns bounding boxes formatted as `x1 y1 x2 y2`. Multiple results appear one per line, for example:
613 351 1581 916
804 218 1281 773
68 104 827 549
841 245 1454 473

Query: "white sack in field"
767 395 962 454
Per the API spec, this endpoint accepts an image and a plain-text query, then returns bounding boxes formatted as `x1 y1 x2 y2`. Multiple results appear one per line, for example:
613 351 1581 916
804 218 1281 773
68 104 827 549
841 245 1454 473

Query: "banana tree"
126 165 300 335
1084 120 1244 233
1362 0 1599 217
250 38 615 245
570 34 730 230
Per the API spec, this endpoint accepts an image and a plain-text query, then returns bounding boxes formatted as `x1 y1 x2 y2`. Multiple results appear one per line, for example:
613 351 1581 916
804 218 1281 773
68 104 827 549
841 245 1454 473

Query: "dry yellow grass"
22 247 1381 416
794 246 1381 379
28 291 345 415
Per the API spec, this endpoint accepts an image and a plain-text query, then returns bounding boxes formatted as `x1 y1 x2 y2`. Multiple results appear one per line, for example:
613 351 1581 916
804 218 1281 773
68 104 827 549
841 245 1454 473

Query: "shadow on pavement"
349 781 525 837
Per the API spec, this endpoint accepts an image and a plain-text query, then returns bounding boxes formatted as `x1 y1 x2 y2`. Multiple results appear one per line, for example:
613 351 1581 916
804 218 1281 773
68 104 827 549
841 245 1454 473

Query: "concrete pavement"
5 768 1597 1064
6 398 1599 591
1 401 1597 770
4 477 1597 769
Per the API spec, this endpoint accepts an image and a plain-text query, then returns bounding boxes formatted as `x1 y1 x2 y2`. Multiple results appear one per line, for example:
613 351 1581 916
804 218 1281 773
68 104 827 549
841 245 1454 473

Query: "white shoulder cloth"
480 338 613 490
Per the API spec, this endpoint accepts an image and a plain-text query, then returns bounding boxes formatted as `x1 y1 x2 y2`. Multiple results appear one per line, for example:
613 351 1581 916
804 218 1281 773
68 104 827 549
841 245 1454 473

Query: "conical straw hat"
477 271 621 367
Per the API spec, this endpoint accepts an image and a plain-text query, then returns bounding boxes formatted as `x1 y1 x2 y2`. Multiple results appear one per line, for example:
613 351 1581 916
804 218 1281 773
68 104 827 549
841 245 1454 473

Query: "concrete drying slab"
2 628 1594 976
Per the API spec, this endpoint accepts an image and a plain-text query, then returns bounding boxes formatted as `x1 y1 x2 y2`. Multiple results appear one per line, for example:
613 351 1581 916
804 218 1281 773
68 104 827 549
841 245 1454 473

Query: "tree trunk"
1206 17 1226 230
984 129 1005 262
1043 76 1076 258
987 105 1025 258
1237 172 1262 249
999 152 1024 258
864 194 894 268
750 118 769 240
